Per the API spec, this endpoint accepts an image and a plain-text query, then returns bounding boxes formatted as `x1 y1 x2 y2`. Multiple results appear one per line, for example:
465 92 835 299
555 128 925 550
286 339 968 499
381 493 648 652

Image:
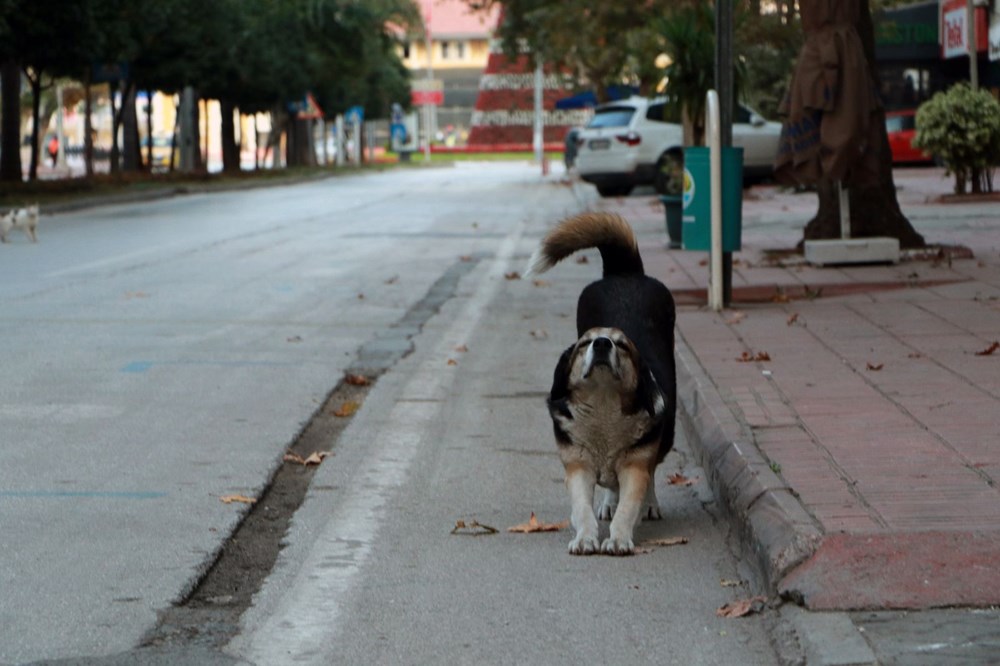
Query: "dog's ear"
548 343 575 402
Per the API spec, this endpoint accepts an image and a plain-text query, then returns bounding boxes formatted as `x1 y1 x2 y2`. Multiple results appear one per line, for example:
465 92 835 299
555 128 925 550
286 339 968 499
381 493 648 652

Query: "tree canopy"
0 0 421 179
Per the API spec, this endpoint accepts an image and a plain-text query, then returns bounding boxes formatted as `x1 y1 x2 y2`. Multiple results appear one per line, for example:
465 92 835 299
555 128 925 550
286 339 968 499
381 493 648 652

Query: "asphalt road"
1 163 776 664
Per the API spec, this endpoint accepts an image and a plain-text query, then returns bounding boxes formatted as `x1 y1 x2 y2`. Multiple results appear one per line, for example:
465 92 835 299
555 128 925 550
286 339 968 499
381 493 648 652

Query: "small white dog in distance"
0 204 40 243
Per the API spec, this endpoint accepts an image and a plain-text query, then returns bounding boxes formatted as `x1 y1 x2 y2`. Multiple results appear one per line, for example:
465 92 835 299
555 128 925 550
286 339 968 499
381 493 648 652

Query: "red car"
885 109 933 164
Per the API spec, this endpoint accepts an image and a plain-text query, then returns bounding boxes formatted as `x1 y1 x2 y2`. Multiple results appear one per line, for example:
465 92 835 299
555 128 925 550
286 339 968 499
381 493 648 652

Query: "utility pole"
967 0 979 90
424 6 433 162
533 58 544 170
55 84 66 170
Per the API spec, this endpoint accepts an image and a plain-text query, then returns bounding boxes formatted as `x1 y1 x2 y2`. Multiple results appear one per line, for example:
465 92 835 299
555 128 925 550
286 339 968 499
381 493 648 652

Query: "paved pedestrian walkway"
588 168 1000 610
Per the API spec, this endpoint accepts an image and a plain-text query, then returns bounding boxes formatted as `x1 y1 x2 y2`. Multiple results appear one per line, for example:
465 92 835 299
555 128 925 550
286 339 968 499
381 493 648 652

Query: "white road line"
230 220 526 665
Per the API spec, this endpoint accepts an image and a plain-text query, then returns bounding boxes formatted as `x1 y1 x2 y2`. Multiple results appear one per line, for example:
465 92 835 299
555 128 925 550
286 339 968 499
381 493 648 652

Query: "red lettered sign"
411 90 444 106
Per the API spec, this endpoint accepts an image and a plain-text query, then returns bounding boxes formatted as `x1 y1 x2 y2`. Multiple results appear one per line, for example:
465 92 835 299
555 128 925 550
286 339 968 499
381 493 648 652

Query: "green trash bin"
681 146 743 252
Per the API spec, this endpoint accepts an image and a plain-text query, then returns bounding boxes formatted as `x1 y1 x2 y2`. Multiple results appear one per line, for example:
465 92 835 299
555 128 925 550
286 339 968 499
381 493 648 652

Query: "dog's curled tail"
526 212 644 278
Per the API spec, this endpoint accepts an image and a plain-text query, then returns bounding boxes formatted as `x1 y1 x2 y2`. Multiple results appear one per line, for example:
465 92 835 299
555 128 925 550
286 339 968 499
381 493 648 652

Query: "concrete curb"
674 331 823 590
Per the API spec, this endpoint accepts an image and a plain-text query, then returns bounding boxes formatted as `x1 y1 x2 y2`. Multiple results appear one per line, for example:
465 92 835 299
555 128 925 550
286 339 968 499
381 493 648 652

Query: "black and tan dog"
527 212 676 556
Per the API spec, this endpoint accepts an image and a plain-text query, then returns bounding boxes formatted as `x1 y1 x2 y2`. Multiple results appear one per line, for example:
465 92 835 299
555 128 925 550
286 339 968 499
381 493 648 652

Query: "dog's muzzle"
583 336 617 378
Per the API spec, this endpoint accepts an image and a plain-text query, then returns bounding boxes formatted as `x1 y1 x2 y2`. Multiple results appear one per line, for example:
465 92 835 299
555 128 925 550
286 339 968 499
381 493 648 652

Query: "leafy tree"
1 0 419 178
914 84 1000 194
658 4 718 147
486 0 683 102
736 2 801 118
0 0 95 180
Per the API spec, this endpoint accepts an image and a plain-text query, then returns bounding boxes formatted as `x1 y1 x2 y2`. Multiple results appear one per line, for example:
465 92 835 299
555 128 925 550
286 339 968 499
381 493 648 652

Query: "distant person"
47 136 58 167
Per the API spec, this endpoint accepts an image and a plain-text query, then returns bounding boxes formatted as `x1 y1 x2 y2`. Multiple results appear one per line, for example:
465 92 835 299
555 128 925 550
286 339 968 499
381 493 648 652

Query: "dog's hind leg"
564 463 600 555
643 482 662 520
602 462 651 556
597 488 618 520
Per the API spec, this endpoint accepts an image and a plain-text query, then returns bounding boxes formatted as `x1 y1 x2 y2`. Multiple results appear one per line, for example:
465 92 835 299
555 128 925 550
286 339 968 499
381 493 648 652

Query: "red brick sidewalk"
590 169 1000 610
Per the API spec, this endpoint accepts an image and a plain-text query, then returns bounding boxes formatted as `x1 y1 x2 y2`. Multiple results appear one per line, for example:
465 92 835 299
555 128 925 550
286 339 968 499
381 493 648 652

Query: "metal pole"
533 58 544 167
707 90 723 313
335 114 345 167
715 0 734 306
55 84 66 169
424 10 433 162
838 181 851 239
967 0 978 90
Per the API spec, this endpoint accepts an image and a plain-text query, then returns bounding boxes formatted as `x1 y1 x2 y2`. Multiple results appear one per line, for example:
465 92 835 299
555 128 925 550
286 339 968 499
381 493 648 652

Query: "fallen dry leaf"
124 291 150 300
454 344 469 353
736 351 771 363
974 341 1000 356
507 512 569 533
283 450 333 466
451 519 498 535
357 293 365 300
220 494 256 505
720 578 743 588
786 313 799 326
908 352 924 359
725 311 747 325
446 358 458 366
643 536 689 547
344 373 370 386
303 451 331 465
716 595 768 618
866 362 884 371
332 401 360 417
286 335 303 343
771 291 791 303
384 275 399 285
532 279 550 288
530 329 549 340
459 255 473 262
667 473 698 487
504 271 521 280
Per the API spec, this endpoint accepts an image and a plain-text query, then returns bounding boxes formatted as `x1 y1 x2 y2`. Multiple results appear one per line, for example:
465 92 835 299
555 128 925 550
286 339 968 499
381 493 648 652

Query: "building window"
441 41 451 59
455 41 466 59
402 41 410 59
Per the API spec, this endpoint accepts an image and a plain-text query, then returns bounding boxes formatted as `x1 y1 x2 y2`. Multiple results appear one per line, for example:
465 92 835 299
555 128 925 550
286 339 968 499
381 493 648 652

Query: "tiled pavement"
585 169 1000 610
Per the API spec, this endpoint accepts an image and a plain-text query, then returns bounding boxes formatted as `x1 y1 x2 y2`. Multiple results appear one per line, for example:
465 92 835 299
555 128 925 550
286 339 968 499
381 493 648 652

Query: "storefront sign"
942 1 968 58
941 0 989 58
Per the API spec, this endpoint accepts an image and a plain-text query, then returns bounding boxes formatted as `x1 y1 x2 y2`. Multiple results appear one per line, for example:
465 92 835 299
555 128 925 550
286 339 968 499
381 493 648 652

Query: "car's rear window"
886 114 915 132
645 102 681 123
587 107 636 128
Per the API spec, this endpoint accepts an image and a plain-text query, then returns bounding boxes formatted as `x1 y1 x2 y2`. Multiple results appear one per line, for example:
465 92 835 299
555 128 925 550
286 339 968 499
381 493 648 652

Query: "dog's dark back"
528 211 677 464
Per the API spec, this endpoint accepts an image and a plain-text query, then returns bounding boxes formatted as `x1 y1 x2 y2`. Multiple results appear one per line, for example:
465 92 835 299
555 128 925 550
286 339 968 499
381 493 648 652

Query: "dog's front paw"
601 536 635 556
568 533 601 555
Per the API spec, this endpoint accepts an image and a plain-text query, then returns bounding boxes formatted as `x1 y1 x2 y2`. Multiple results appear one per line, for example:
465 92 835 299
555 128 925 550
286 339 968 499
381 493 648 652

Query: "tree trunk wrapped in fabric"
774 0 924 248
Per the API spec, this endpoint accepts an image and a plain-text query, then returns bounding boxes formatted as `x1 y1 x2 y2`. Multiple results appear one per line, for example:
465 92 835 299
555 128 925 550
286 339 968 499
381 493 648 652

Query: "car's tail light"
615 131 641 146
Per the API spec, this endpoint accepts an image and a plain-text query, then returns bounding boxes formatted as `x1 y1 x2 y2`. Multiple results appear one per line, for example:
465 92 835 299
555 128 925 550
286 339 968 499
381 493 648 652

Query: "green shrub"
913 83 1000 194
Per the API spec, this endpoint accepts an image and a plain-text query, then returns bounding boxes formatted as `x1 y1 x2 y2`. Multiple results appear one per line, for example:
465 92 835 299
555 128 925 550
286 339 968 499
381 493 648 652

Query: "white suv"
573 96 782 197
